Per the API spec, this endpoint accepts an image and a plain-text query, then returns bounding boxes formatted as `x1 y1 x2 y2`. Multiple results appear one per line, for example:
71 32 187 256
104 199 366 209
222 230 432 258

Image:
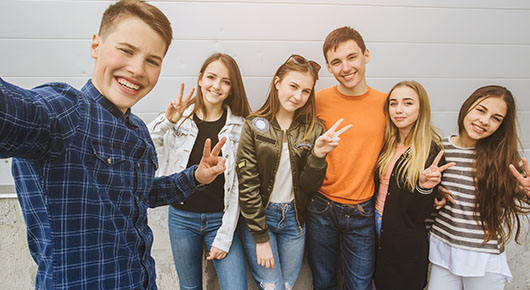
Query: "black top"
374 142 445 290
172 110 227 213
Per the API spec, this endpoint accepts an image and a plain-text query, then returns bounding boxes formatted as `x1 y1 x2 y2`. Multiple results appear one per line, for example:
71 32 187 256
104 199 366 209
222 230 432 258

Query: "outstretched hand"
194 137 227 185
166 83 195 124
509 158 530 197
313 118 352 158
419 150 455 190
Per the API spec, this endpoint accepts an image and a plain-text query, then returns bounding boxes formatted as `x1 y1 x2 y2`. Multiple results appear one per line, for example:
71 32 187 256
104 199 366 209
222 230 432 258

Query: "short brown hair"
98 0 173 54
323 26 366 62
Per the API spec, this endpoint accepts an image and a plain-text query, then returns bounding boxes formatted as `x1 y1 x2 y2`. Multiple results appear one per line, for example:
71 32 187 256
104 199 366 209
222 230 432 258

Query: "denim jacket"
148 105 244 252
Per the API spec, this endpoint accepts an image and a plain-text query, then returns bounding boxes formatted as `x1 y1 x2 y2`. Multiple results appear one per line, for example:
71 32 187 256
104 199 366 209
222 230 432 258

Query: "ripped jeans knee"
260 281 276 290
258 281 292 290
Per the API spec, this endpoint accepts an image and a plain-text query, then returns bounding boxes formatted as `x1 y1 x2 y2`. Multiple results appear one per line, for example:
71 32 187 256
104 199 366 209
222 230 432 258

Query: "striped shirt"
430 137 503 254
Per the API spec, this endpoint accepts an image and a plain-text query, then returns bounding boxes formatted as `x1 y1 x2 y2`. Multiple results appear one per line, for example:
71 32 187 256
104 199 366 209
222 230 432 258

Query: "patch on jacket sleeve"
252 117 269 133
295 142 313 149
238 160 246 168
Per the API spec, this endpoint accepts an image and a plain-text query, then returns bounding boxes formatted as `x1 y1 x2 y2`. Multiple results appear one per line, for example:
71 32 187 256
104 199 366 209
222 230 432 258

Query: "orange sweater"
316 86 386 204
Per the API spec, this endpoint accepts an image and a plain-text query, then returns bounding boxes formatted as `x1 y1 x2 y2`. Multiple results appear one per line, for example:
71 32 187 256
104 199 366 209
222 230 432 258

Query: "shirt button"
137 163 140 168
107 158 112 164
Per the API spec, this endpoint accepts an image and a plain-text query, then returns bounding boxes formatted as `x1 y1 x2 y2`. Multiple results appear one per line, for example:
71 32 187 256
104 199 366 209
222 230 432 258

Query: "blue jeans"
168 206 247 290
242 202 305 290
375 209 383 241
306 193 376 290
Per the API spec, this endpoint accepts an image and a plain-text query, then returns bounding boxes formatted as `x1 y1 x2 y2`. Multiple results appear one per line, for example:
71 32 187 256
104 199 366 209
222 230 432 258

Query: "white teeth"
118 78 140 90
472 124 486 132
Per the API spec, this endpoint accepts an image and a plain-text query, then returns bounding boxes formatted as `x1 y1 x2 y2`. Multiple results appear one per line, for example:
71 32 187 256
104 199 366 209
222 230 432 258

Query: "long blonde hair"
376 80 441 191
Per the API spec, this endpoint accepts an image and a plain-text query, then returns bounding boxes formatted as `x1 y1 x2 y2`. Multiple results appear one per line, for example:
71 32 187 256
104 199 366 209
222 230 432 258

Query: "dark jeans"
306 192 376 290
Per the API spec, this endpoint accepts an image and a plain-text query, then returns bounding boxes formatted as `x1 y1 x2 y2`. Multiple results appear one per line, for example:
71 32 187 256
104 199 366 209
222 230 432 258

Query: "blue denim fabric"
375 209 383 241
306 193 376 290
242 202 305 290
168 206 247 290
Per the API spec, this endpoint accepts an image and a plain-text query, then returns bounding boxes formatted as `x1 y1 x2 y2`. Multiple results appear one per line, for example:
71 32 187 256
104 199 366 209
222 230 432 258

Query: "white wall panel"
3 40 530 79
2 1 530 44
1 0 529 188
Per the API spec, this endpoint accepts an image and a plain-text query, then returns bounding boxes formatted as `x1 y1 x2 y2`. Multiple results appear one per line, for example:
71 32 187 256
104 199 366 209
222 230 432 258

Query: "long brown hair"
252 55 319 140
457 85 529 246
183 53 251 123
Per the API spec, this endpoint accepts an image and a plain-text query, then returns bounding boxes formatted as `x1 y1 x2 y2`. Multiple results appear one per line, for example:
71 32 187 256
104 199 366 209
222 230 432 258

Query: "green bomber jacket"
236 115 328 243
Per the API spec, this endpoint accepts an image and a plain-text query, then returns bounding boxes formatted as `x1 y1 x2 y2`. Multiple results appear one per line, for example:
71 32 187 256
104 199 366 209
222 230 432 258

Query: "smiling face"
461 96 507 144
325 39 370 96
90 16 166 113
275 70 315 116
198 60 232 109
388 86 420 139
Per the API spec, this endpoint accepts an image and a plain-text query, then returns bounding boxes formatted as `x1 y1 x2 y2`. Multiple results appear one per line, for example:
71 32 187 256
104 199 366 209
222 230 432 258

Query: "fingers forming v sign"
194 137 227 185
313 118 353 158
166 83 195 124
434 185 457 210
419 150 456 190
509 158 530 197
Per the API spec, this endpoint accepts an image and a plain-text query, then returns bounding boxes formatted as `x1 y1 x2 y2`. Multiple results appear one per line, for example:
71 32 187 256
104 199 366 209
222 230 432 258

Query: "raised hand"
166 83 195 124
256 241 275 269
313 118 353 158
509 158 530 197
418 150 455 190
206 246 227 260
194 137 227 185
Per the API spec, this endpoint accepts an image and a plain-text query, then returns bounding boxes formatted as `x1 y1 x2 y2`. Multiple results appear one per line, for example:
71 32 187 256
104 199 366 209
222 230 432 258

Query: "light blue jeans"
168 206 247 290
242 201 305 290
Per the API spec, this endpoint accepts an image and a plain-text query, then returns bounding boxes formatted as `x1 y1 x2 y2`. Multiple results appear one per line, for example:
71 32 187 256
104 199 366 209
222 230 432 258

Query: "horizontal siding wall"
1 0 529 185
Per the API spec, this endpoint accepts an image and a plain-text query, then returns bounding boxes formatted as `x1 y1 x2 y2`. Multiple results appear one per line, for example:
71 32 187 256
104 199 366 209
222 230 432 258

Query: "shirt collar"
82 79 138 129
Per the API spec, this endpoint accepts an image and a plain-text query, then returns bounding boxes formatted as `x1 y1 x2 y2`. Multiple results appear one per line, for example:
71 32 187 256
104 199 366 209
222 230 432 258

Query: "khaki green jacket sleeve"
236 120 270 243
299 122 327 194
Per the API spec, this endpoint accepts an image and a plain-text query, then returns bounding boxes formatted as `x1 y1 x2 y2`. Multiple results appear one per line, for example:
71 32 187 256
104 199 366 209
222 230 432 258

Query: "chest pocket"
91 141 132 194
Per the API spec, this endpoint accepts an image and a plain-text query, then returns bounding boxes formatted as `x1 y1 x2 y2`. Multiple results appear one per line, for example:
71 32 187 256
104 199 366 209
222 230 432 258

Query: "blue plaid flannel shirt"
0 78 197 289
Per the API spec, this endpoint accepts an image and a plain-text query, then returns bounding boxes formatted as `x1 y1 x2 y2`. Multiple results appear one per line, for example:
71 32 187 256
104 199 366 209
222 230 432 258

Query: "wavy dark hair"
457 85 530 246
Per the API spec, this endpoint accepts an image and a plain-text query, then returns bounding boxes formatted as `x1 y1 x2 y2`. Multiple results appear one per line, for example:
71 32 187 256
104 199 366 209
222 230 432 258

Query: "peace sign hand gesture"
509 158 530 198
194 137 227 185
418 150 456 190
166 83 195 124
313 118 353 158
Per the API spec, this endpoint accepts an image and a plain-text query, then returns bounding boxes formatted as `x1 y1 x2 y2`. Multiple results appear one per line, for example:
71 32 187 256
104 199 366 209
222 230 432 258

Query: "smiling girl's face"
461 96 507 143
